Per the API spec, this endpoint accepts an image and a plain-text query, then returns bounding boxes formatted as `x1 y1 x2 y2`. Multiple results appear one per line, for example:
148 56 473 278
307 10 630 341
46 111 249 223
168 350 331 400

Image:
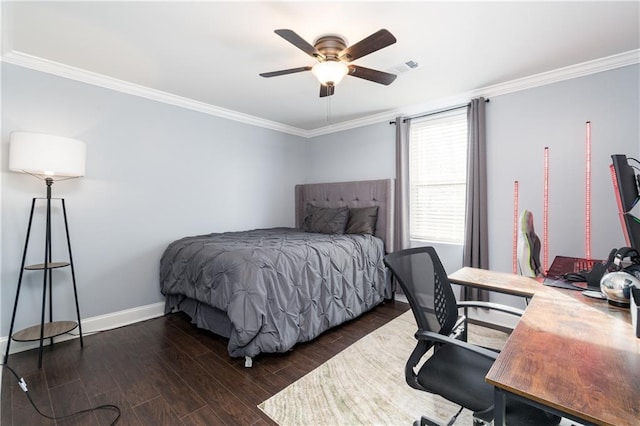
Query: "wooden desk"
449 267 640 426
449 267 541 297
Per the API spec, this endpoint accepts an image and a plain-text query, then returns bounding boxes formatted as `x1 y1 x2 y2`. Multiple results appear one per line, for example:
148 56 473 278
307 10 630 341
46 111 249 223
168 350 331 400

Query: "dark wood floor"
1 300 409 425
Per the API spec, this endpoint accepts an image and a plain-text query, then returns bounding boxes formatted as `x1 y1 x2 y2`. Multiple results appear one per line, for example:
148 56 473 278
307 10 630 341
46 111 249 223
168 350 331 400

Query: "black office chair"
384 247 561 426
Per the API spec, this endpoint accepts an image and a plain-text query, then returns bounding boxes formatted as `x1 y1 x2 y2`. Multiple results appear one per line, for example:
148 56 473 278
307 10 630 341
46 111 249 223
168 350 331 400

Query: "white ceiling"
2 1 639 136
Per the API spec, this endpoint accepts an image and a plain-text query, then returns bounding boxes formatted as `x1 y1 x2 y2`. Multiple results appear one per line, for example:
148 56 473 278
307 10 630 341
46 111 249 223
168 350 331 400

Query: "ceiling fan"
260 29 398 97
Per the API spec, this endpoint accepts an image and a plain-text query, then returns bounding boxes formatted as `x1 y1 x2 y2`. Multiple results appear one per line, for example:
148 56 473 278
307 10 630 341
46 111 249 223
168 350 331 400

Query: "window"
409 108 468 243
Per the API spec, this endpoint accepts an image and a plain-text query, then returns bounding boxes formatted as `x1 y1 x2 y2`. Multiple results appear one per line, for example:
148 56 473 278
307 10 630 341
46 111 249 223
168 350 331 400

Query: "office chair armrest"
457 301 524 317
414 330 499 360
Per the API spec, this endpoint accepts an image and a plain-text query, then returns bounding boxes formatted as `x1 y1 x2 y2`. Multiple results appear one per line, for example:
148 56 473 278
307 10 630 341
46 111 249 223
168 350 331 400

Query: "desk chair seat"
419 343 495 413
417 343 560 425
385 246 560 426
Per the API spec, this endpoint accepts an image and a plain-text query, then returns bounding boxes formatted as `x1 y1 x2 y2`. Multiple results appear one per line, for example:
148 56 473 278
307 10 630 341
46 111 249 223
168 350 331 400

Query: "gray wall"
306 122 396 183
307 65 640 278
487 65 640 273
2 61 639 337
1 63 307 336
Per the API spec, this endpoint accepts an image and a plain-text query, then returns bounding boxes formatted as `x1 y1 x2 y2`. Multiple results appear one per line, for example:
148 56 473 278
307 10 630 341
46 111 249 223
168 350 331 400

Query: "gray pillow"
345 206 379 235
303 204 349 234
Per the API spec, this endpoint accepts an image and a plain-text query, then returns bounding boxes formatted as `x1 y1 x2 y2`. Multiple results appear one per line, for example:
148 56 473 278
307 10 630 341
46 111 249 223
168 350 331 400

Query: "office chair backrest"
385 247 459 337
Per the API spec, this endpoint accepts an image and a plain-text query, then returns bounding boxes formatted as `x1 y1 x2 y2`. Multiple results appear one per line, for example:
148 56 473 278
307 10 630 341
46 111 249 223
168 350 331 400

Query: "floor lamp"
4 132 86 368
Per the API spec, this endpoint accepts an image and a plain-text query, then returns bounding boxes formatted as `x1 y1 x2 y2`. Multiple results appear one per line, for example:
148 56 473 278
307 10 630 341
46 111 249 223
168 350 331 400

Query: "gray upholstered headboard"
295 179 395 253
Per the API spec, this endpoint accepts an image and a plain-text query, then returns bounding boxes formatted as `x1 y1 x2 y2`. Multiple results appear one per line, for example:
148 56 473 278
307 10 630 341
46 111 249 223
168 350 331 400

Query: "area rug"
258 310 510 426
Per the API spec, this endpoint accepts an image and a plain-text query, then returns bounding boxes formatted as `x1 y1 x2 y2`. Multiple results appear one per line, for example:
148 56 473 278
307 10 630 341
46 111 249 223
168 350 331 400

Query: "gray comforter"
160 227 386 358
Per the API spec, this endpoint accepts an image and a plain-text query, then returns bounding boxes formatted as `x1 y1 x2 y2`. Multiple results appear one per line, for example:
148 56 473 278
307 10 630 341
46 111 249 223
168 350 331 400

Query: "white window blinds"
409 108 468 243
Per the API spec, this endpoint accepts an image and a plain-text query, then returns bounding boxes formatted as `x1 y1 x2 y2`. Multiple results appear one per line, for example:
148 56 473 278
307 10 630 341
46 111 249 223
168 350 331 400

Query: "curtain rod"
389 98 490 125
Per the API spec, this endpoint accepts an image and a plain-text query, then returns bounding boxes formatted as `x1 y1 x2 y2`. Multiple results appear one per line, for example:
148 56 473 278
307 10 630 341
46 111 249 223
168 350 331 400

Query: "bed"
160 179 395 364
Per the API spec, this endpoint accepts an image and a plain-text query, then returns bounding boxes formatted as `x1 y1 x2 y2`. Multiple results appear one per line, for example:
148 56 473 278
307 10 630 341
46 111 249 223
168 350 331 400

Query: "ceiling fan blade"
348 65 397 85
319 84 335 97
274 29 325 59
339 29 396 62
259 66 312 78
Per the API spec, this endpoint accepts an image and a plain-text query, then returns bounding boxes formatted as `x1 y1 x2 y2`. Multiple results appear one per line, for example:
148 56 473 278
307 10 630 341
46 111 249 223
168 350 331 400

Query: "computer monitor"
611 154 639 212
611 154 640 249
623 213 640 249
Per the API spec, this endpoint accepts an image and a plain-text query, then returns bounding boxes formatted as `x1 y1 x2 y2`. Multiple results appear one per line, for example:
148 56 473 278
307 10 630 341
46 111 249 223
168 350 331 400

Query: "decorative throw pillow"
303 204 349 234
345 206 379 235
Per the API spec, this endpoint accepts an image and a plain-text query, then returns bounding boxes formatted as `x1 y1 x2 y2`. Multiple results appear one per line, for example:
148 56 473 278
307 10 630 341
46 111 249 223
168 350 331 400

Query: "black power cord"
2 363 121 425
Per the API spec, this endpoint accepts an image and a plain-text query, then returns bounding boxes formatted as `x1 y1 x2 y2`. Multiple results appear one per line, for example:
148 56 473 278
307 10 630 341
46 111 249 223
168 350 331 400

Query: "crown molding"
2 49 638 139
307 49 640 137
476 48 639 98
0 51 309 138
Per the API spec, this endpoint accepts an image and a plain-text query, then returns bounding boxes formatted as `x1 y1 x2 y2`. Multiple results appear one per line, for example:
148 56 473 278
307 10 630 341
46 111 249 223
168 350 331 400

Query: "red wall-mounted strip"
513 180 519 274
543 147 549 274
585 121 592 260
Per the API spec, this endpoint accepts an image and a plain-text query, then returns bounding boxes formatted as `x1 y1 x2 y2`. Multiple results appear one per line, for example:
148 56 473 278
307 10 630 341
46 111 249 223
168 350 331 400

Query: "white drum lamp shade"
9 132 86 178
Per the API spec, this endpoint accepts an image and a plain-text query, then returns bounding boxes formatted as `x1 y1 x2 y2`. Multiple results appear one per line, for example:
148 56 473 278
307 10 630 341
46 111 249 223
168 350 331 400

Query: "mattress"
160 227 387 359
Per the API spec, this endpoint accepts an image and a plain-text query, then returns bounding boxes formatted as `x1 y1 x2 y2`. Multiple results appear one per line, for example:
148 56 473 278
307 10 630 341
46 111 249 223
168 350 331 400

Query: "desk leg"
462 286 469 341
494 387 506 426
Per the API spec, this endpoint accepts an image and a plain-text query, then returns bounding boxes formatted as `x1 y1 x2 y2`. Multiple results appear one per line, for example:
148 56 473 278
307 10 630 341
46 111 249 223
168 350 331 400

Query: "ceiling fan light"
312 61 349 86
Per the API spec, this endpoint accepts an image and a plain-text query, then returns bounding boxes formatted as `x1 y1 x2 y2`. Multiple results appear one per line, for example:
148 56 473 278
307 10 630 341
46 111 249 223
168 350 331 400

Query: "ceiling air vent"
389 60 421 74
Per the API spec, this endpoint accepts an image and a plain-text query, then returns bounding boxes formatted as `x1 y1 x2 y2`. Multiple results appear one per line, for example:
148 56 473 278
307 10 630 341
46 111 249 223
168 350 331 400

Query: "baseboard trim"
0 301 166 357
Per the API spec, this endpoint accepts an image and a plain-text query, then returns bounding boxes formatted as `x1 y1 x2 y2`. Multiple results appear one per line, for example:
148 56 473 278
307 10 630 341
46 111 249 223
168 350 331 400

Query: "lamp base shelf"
24 261 70 270
12 321 78 342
